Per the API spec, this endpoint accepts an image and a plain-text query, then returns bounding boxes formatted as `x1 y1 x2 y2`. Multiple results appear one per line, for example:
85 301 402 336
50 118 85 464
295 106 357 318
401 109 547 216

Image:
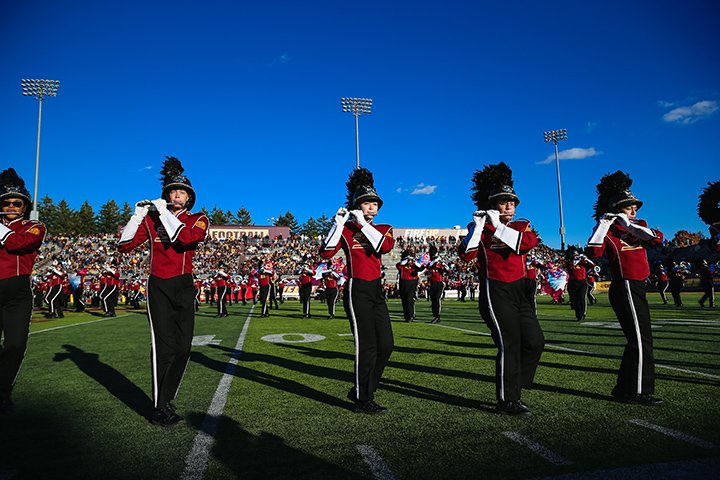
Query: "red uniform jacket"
118 210 208 279
458 220 538 283
584 220 663 281
0 218 46 280
396 260 423 281
320 221 394 281
566 257 594 281
323 271 340 289
426 261 447 283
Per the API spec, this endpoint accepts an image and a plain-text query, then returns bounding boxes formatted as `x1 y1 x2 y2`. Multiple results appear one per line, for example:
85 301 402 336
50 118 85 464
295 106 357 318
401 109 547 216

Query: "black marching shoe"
429 317 440 324
151 403 184 427
495 400 531 416
353 400 389 415
613 392 663 406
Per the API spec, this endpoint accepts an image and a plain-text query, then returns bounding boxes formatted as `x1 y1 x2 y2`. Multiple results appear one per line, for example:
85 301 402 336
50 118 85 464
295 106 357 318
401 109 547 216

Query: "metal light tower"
21 79 60 221
341 97 372 168
543 128 568 251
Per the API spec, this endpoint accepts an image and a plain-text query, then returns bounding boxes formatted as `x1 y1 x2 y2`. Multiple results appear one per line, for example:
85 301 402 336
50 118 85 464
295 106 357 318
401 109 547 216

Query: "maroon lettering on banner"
208 225 291 240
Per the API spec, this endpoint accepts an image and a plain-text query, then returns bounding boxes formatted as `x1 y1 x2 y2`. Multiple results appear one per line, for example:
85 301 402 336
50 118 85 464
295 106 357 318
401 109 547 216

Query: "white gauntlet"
0 223 13 244
587 214 617 247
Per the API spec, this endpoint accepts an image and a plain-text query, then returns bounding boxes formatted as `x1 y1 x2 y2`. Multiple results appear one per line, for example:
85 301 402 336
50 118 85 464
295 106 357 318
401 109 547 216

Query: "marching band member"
117 156 209 426
698 180 720 253
214 267 230 317
653 262 669 305
586 266 600 306
565 246 595 321
395 248 424 322
74 268 88 312
100 261 120 317
426 245 448 324
45 263 65 319
585 171 663 405
257 260 274 318
668 261 689 307
0 168 47 414
697 259 715 308
297 263 315 318
457 162 543 415
320 167 395 414
322 261 341 319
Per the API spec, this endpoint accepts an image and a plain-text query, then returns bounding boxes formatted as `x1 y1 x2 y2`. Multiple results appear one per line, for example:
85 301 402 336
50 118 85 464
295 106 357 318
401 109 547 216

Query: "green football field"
1 293 718 479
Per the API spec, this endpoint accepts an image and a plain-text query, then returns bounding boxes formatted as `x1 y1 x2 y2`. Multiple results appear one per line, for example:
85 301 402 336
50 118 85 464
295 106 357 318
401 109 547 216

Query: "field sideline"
1 293 719 479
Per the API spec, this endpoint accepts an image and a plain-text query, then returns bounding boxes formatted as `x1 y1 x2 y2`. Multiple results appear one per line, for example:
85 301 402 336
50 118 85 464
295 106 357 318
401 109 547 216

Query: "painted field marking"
429 323 720 380
356 445 398 480
502 431 573 465
181 307 254 480
261 333 326 343
629 419 716 449
29 314 131 335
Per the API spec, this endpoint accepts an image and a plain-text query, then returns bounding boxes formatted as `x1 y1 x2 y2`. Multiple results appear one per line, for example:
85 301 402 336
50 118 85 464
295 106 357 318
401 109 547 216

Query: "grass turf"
1 293 718 479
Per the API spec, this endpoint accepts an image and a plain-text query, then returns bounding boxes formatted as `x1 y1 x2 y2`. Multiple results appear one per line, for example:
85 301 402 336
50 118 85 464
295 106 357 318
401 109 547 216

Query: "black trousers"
609 279 655 396
74 285 86 312
568 279 588 320
699 283 715 307
429 281 444 319
101 285 118 315
326 287 339 316
299 283 312 317
259 284 271 316
147 274 195 408
347 278 394 402
656 279 669 304
0 276 33 396
270 284 279 308
398 279 418 321
669 279 683 306
46 284 63 317
479 278 545 402
216 286 228 316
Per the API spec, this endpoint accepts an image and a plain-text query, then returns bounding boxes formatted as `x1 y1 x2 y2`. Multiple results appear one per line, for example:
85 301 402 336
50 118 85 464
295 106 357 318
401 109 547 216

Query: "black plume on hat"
593 170 643 220
698 180 720 225
160 156 195 210
346 167 383 209
429 244 438 260
0 168 32 204
471 162 519 210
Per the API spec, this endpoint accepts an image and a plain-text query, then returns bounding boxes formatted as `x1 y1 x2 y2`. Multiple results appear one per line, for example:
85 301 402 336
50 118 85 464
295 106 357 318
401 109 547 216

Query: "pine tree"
225 210 238 225
96 199 123 234
316 214 332 236
54 199 77 235
209 206 229 225
120 202 133 225
37 195 59 234
76 201 97 235
301 217 320 238
274 211 300 235
236 207 253 226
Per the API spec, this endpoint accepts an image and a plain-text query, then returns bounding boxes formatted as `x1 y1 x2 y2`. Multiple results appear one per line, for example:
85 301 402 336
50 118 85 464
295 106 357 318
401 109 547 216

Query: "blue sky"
1 0 718 248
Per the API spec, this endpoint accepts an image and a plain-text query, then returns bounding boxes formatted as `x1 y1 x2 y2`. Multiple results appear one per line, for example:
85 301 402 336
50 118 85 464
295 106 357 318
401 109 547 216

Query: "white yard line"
502 431 573 466
628 419 716 449
29 314 131 335
180 307 254 480
356 445 398 480
427 323 720 380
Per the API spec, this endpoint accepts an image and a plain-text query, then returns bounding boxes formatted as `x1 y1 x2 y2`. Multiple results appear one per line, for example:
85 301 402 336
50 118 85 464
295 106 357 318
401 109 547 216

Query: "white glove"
486 210 501 228
473 210 486 224
615 213 631 228
133 201 151 220
493 223 521 252
463 211 486 251
0 223 13 244
587 215 618 247
334 208 349 225
151 198 168 214
350 209 367 226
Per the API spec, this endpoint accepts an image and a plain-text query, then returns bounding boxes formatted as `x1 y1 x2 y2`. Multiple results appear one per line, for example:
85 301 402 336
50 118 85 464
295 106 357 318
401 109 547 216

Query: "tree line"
36 196 332 238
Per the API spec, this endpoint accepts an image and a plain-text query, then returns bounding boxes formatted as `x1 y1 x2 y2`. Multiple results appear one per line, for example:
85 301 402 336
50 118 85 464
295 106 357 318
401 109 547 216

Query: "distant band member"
0 168 47 414
457 162 543 415
322 264 341 319
214 268 230 318
653 262 669 305
426 246 448 324
257 260 274 318
298 264 314 318
100 262 120 317
118 156 209 426
668 262 688 307
565 246 595 321
396 248 423 322
45 265 65 319
697 260 715 308
585 170 663 405
320 167 395 414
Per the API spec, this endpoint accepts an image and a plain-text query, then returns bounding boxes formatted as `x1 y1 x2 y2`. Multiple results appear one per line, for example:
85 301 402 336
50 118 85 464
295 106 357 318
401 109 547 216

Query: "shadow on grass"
184 413 365 479
53 344 152 419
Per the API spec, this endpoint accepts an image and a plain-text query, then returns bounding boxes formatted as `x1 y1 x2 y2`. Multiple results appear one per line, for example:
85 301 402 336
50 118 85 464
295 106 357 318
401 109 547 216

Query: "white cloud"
411 183 437 195
662 100 718 124
537 147 601 165
657 100 675 108
137 166 152 172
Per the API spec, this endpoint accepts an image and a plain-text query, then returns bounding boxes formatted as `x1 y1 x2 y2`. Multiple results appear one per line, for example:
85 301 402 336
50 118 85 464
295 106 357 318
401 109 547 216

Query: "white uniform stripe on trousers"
484 278 505 400
146 278 159 407
624 280 644 395
347 279 361 400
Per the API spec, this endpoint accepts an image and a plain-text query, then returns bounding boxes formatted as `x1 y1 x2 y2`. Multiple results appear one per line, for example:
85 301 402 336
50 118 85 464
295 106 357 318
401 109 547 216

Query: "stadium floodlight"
340 97 373 169
21 79 61 221
543 129 568 251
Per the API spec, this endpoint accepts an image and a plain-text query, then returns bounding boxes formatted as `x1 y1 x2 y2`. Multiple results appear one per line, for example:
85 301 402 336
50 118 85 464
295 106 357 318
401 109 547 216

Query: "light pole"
340 97 372 169
543 128 568 251
21 78 60 221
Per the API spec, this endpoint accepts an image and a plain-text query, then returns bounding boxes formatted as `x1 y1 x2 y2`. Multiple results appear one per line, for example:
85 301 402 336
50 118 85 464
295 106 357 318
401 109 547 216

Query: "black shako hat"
593 170 643 220
160 156 196 210
346 167 383 209
471 162 520 210
698 180 720 225
0 168 32 205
